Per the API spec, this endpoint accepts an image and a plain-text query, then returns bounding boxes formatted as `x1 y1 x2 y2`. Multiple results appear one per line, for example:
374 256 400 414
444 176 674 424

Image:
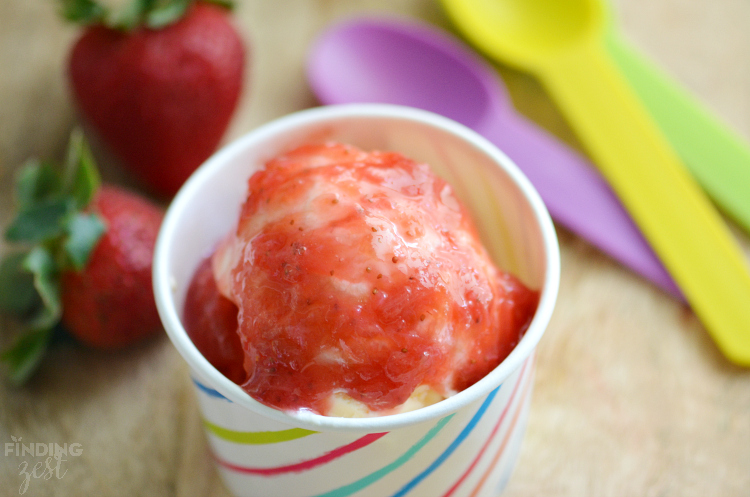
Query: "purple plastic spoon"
306 16 681 297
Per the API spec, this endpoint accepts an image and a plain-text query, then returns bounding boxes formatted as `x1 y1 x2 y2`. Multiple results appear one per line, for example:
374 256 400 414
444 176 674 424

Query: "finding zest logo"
4 436 83 495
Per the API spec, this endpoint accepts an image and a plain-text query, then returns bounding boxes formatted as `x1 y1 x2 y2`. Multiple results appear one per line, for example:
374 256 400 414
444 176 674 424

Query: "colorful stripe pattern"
215 432 388 475
313 415 455 497
203 419 317 444
192 356 534 497
389 392 497 497
443 359 533 497
192 378 231 401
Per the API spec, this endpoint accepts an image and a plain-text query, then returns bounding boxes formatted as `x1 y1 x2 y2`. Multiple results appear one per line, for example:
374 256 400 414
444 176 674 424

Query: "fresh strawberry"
60 184 163 349
64 0 246 197
0 130 163 383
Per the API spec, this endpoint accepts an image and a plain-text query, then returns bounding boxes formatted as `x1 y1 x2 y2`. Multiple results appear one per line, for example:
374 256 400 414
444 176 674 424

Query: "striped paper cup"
153 104 560 497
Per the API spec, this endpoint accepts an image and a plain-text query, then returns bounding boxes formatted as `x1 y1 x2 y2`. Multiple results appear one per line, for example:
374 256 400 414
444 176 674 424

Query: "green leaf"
0 252 39 315
0 328 52 385
22 247 62 331
146 0 191 29
60 0 108 24
63 129 101 209
62 0 222 30
14 159 63 211
62 213 106 271
0 246 63 385
4 197 74 243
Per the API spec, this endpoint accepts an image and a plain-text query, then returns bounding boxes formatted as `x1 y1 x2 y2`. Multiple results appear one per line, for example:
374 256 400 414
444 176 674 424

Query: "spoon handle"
543 42 750 365
608 33 750 235
484 114 680 297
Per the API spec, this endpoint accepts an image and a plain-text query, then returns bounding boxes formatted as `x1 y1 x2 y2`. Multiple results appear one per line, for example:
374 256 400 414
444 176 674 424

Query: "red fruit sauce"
184 143 538 416
183 257 245 384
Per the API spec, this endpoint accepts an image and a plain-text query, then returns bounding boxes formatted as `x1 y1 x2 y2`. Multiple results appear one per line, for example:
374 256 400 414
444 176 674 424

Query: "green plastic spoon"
441 0 750 365
607 23 750 235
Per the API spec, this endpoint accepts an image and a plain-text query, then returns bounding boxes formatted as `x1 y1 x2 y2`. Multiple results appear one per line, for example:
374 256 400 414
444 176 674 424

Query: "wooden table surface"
1 0 749 495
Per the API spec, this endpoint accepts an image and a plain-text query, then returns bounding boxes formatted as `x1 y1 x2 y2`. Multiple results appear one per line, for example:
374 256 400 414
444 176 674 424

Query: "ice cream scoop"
306 16 680 296
440 0 750 365
208 142 540 416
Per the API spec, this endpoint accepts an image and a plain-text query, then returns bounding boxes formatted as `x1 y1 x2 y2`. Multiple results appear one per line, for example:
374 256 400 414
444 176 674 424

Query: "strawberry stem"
60 0 234 31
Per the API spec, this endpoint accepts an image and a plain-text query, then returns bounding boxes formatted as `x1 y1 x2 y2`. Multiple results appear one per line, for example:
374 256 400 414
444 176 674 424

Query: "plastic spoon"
607 28 750 235
306 17 680 297
440 0 750 364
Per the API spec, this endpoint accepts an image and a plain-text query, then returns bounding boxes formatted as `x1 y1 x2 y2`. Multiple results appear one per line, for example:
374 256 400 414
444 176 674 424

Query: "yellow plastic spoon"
441 0 750 365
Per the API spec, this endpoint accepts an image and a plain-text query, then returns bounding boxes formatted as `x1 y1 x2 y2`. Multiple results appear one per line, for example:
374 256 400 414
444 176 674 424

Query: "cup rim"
153 103 560 432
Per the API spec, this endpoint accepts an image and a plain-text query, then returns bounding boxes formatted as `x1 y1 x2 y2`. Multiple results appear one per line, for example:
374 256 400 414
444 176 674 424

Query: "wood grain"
1 0 748 496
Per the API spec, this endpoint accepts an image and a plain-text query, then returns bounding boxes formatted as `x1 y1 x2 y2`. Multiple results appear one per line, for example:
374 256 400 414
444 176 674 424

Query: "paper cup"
153 104 560 497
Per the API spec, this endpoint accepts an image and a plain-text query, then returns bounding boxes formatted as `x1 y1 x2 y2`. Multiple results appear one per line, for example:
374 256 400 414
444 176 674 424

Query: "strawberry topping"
189 142 538 415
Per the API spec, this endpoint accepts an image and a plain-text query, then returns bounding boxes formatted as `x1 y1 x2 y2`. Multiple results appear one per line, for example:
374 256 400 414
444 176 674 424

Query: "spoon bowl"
445 0 605 68
308 19 504 130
